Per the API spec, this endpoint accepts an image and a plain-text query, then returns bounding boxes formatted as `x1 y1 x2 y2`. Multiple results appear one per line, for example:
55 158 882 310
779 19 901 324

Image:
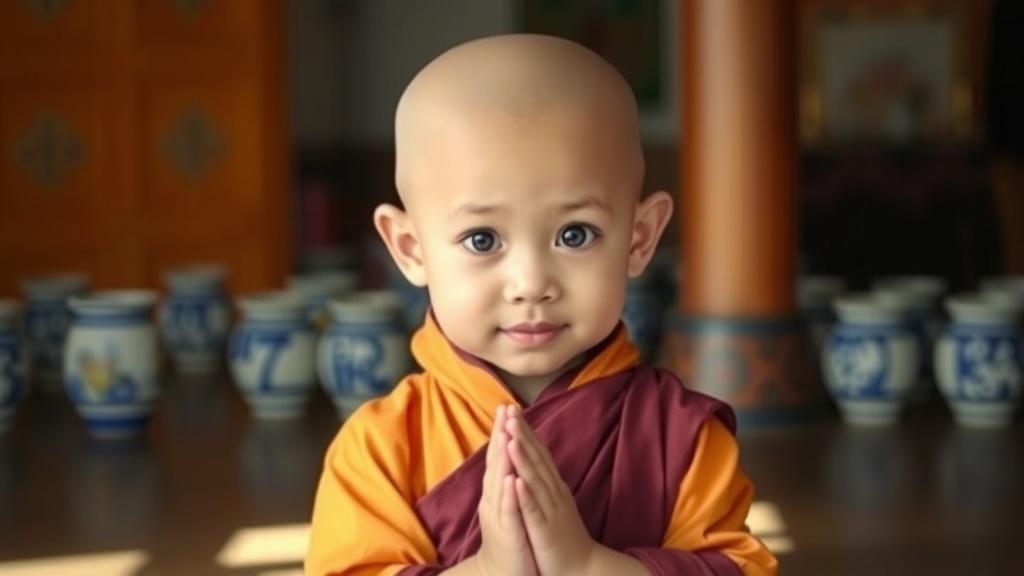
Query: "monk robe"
307 314 778 575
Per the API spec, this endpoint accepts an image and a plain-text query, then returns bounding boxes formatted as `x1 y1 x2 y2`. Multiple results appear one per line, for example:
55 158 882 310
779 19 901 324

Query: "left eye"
557 224 597 248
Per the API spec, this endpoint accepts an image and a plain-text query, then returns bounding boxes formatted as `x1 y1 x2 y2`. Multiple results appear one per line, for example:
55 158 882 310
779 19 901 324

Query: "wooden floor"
0 372 1021 575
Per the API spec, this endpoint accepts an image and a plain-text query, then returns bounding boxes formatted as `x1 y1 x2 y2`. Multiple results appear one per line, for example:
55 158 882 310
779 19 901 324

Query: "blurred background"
0 0 1020 294
1 0 1022 575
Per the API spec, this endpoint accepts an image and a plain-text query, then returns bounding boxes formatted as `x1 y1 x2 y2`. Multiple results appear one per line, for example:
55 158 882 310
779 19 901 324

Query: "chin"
496 354 574 378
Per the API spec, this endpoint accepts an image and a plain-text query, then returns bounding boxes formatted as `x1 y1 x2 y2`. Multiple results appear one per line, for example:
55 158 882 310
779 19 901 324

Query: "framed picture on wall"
799 1 984 146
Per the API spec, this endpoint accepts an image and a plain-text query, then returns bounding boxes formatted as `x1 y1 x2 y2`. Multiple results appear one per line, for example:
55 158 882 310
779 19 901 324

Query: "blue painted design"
950 327 1022 402
165 296 225 352
329 333 390 395
0 335 26 407
65 337 147 405
25 302 70 369
65 374 140 405
229 328 293 391
826 331 890 399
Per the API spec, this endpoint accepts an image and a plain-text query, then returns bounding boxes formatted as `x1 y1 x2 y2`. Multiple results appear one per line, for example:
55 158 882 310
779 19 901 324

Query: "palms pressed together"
475 405 596 576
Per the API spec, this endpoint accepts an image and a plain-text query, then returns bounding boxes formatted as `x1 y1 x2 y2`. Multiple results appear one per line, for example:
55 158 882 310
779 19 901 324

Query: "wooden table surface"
1 372 1021 575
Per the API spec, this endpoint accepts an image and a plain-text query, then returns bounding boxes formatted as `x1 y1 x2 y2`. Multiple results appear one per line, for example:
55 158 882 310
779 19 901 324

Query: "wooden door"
0 0 291 296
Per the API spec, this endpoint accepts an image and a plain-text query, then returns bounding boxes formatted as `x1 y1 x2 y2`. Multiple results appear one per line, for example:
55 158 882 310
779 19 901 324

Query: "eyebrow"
451 196 611 218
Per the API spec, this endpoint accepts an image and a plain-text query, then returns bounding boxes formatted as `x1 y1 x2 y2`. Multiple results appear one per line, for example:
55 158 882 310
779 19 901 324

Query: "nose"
502 247 561 305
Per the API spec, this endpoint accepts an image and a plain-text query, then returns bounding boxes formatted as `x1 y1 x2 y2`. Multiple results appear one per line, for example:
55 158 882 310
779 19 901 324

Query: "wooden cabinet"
0 0 291 296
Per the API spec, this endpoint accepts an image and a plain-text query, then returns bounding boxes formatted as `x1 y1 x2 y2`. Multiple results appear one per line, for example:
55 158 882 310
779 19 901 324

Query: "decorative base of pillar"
659 313 826 427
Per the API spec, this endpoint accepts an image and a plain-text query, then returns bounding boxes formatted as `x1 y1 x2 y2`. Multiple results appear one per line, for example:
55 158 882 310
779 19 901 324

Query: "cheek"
423 249 496 311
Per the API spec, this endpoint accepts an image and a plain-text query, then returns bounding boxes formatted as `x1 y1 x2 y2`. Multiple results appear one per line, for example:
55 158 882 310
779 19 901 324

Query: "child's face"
400 105 644 380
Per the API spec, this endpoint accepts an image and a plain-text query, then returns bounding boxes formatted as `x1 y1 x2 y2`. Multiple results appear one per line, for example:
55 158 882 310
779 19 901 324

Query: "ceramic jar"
317 291 411 418
288 271 359 331
64 291 161 439
229 292 317 420
158 265 231 374
798 275 847 356
979 276 1024 317
823 295 920 426
935 295 1022 428
0 300 29 434
21 274 89 391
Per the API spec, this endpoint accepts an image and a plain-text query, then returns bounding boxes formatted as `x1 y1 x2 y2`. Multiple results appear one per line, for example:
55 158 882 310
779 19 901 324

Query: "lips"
501 322 566 346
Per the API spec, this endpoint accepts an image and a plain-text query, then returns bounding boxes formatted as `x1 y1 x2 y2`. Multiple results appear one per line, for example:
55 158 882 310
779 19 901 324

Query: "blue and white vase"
158 265 231 374
873 284 945 404
288 271 359 331
622 277 662 363
798 275 847 357
317 291 411 419
935 295 1022 428
21 274 89 391
0 301 29 435
980 276 1024 318
229 292 317 420
300 245 355 274
65 291 160 439
823 295 920 426
872 275 949 302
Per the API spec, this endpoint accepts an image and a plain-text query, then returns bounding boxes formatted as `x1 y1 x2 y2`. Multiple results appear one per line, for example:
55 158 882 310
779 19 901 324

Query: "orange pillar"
663 0 821 424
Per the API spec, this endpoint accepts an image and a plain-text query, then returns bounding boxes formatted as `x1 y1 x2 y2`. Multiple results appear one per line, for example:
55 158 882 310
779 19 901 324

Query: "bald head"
394 34 644 202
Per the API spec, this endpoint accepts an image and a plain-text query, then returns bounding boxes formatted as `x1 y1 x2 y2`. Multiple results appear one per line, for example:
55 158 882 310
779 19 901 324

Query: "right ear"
373 203 428 287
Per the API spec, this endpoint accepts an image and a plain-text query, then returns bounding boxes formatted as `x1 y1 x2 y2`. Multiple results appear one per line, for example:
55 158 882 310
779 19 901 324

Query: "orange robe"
307 315 777 575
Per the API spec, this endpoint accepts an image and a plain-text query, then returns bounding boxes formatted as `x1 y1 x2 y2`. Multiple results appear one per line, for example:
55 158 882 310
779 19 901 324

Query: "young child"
306 34 778 576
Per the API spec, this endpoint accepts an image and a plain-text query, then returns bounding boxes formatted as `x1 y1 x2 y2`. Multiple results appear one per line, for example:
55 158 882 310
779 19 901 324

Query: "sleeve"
625 418 779 576
305 391 438 576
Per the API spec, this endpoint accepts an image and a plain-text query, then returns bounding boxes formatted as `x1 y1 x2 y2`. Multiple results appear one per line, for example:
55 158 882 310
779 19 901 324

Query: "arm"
307 399 536 576
305 397 438 576
624 418 778 576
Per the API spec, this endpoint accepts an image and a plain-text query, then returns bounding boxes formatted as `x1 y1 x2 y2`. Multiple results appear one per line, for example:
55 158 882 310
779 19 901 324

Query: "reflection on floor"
1 373 1021 575
0 502 792 576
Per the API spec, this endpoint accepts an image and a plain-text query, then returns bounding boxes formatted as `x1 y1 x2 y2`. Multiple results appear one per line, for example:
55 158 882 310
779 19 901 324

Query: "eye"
556 224 599 249
461 230 501 254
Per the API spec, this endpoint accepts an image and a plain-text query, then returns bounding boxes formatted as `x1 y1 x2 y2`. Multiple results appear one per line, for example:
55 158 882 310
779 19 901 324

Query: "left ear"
627 190 674 278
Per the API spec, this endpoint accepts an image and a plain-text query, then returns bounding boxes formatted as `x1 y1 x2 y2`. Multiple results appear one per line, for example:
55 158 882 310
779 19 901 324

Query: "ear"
373 203 428 287
627 190 674 278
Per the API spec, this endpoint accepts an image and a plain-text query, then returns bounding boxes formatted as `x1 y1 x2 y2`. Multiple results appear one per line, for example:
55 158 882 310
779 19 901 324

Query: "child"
306 34 778 576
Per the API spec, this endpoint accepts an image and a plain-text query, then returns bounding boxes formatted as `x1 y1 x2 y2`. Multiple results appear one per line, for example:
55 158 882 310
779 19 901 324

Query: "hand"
475 404 538 576
504 406 597 576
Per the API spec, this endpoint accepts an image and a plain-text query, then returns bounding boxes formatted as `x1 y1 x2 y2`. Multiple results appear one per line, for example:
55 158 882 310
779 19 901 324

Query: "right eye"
460 230 501 254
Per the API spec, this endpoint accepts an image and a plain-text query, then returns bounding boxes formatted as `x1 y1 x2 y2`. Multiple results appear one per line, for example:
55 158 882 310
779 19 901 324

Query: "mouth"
500 322 567 346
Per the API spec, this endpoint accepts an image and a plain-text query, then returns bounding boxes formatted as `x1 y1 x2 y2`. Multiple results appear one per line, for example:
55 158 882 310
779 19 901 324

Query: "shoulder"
629 365 738 435
329 372 433 459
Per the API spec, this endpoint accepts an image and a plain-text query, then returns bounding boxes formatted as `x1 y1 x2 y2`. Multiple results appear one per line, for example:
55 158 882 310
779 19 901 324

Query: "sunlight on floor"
216 523 310 568
0 551 149 576
746 501 795 554
0 501 792 574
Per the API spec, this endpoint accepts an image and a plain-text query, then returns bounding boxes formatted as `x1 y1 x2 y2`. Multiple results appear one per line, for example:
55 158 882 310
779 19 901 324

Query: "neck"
496 353 586 405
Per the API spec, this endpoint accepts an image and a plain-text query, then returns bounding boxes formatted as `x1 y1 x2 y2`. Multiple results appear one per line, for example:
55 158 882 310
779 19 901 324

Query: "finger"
508 437 557 515
499 473 527 542
507 416 563 500
486 404 506 468
515 476 548 529
482 405 507 512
